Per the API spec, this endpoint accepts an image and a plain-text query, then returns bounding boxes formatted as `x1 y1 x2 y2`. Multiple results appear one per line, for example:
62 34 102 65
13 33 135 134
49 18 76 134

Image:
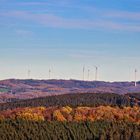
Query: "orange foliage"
53 110 66 121
61 106 72 114
0 106 140 124
0 115 4 121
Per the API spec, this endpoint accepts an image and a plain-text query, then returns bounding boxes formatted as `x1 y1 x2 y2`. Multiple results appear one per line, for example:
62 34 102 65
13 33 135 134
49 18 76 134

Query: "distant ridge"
0 79 140 103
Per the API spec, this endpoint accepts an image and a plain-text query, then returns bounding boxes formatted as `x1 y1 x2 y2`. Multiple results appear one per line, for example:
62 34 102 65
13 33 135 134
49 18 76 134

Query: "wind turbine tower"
49 69 51 79
135 69 137 87
28 70 31 79
83 66 85 81
95 66 98 81
87 69 90 81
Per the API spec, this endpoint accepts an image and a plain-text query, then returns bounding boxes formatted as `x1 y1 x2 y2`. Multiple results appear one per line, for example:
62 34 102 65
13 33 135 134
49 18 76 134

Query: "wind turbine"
49 69 51 79
87 69 90 81
83 66 85 81
28 69 31 79
135 69 137 87
94 66 98 81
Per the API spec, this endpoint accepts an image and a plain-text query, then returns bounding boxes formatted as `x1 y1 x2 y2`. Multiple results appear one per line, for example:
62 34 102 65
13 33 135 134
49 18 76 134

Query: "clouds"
0 9 140 32
0 0 139 32
18 0 75 7
15 29 33 37
105 10 140 21
0 0 140 81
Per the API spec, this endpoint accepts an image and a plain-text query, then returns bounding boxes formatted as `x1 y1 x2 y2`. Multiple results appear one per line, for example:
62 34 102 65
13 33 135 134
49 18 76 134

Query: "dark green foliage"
127 93 140 100
0 119 139 140
127 93 140 106
0 88 9 93
0 93 131 111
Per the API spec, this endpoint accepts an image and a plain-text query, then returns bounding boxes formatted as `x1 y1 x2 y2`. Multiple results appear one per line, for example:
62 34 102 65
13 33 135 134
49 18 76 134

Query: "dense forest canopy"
0 119 139 140
0 93 132 111
0 93 140 140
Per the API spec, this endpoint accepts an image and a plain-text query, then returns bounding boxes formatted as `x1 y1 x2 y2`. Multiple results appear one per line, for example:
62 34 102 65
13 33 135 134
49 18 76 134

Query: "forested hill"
1 93 139 111
0 79 140 103
0 92 140 140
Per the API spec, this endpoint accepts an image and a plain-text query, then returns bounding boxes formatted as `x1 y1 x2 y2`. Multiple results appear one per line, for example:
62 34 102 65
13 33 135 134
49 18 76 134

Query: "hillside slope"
0 79 140 102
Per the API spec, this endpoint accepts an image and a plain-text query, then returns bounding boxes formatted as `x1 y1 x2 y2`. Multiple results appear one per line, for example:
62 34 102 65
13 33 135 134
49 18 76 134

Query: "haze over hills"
0 79 140 103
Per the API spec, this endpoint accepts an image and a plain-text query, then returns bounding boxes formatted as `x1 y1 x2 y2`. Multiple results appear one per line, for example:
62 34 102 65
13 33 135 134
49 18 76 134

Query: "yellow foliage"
17 112 45 121
76 107 90 111
53 110 66 121
74 113 86 121
23 107 46 114
36 106 46 111
14 107 46 121
1 106 140 123
61 106 72 114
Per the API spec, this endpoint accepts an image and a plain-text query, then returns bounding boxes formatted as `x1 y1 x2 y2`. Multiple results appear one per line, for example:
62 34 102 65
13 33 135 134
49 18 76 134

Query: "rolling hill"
0 79 140 102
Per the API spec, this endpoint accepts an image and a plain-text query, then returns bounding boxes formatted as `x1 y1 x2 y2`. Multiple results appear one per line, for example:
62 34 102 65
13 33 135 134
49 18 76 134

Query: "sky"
0 0 140 81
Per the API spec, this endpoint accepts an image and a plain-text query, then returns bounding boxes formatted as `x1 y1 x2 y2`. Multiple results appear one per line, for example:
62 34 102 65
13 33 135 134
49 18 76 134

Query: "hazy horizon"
0 78 139 83
0 0 140 81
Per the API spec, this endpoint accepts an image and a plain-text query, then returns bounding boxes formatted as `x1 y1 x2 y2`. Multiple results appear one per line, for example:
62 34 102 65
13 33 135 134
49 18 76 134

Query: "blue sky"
0 0 140 81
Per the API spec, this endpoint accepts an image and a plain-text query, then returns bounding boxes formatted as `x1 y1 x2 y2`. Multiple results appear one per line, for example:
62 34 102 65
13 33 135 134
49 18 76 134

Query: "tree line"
0 93 132 111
